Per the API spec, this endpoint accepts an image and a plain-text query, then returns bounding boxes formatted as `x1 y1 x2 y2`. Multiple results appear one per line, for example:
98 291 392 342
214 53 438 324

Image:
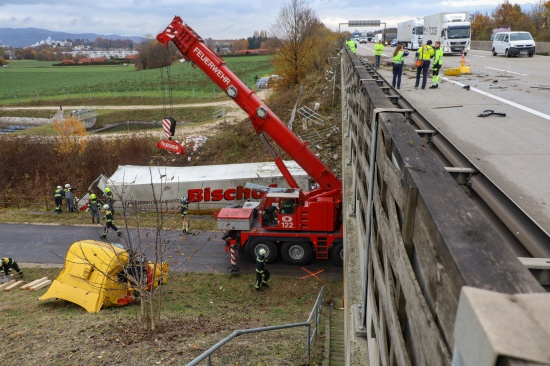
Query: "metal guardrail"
187 286 324 366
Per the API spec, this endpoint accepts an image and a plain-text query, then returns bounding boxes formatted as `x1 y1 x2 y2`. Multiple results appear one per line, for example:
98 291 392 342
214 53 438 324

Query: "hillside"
0 27 145 48
185 76 343 179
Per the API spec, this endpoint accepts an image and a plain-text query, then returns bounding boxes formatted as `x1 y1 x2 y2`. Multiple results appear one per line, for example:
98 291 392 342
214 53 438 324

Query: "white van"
492 31 535 57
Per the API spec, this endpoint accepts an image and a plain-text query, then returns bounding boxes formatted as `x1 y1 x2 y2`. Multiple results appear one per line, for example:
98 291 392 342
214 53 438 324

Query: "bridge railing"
341 48 549 365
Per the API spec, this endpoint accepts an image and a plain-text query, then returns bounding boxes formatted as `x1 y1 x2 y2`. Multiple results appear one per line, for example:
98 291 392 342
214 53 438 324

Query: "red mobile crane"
157 16 343 266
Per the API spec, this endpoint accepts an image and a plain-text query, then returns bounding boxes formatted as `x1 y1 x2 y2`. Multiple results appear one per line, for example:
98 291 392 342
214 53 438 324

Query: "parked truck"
423 12 471 54
397 18 424 50
384 32 397 46
157 16 344 267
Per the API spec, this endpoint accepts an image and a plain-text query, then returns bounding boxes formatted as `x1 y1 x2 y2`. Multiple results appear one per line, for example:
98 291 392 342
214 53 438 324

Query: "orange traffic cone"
459 52 471 74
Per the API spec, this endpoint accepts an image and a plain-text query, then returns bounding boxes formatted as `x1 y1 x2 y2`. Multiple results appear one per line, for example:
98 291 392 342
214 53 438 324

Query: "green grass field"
0 55 275 104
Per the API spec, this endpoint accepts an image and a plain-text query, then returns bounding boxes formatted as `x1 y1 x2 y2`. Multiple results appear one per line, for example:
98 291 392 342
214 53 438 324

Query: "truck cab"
424 13 471 54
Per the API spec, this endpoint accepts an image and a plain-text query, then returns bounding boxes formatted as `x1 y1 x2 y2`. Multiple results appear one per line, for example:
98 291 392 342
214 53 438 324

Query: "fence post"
306 323 311 365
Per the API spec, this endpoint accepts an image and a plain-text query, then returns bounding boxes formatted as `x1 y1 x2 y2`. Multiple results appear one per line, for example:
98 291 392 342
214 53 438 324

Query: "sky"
0 0 537 40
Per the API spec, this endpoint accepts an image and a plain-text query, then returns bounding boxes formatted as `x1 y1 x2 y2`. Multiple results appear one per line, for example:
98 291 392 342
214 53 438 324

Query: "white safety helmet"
103 204 109 210
181 197 188 204
65 184 70 188
258 248 267 256
57 186 62 189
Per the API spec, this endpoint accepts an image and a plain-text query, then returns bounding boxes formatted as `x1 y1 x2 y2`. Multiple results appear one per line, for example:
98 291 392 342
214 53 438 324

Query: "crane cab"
260 188 340 232
260 190 301 230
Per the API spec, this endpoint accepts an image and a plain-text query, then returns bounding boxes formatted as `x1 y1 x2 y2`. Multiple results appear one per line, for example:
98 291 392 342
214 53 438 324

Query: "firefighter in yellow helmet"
88 193 102 224
53 185 64 213
1 257 23 278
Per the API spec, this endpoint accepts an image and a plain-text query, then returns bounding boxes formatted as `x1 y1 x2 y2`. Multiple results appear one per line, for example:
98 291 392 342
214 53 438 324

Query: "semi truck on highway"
156 16 344 267
397 18 424 50
423 12 471 54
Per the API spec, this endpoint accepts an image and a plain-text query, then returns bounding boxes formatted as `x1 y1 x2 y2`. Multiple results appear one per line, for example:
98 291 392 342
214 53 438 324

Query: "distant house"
62 59 75 64
124 54 137 61
232 48 271 55
81 57 107 63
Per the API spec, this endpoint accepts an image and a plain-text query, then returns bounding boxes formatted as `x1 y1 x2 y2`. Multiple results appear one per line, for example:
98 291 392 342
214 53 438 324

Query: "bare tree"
113 167 186 330
269 0 322 86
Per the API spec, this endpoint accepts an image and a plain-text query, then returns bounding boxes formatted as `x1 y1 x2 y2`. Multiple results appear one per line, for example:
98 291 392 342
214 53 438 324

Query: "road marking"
442 77 550 121
467 54 486 58
300 267 324 280
486 66 528 76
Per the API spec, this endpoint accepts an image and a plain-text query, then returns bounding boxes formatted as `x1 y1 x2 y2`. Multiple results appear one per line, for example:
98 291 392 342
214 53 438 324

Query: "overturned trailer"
105 161 309 212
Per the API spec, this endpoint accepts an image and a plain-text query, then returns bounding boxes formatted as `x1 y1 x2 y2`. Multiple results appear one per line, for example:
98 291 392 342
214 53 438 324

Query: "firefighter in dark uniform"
180 197 190 233
280 198 295 214
101 204 121 238
104 187 115 214
88 194 102 224
1 257 23 277
255 248 270 291
54 185 64 213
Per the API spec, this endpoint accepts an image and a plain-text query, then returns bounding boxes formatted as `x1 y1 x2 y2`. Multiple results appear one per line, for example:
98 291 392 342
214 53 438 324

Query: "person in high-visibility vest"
391 44 409 89
255 248 270 292
346 39 356 54
374 40 385 68
1 257 23 277
53 185 64 213
414 40 435 89
430 41 444 89
101 204 121 239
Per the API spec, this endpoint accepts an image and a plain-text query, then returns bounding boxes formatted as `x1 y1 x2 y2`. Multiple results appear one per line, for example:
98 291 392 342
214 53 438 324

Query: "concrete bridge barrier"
340 48 550 366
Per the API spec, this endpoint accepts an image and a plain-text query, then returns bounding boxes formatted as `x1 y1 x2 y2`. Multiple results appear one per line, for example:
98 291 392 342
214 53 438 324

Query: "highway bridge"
342 45 550 365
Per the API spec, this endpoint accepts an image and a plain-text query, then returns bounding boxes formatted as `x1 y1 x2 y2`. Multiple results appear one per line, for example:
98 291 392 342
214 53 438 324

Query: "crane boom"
157 16 341 193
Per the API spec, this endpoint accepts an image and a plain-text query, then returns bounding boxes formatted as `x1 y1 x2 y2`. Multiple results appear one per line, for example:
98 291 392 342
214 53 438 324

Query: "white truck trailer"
103 161 309 212
397 18 424 50
423 12 471 54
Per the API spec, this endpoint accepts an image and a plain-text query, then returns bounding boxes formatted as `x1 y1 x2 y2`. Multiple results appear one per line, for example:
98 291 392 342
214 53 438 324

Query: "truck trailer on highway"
397 18 424 50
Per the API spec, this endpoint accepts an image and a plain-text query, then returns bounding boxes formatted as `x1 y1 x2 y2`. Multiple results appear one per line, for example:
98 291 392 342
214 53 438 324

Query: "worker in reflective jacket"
430 41 444 89
53 185 64 213
373 40 385 68
414 40 435 89
101 204 121 239
255 248 270 291
346 39 356 54
1 257 23 277
391 44 409 89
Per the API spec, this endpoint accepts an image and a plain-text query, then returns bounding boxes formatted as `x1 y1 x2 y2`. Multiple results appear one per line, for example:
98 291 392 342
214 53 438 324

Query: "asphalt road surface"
0 223 343 281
